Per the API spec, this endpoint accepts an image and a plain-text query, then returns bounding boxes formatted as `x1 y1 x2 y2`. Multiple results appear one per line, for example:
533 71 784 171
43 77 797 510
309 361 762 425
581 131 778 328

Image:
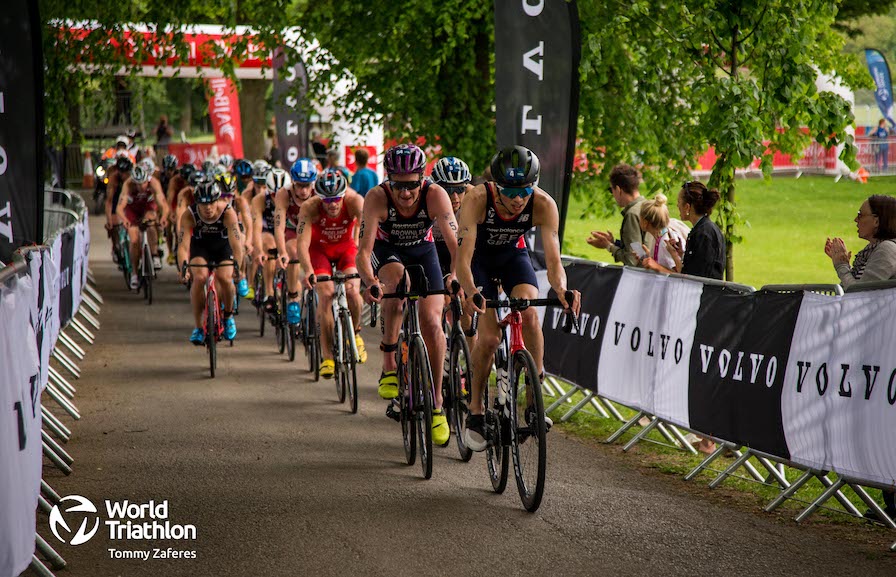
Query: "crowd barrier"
0 189 100 577
537 258 896 551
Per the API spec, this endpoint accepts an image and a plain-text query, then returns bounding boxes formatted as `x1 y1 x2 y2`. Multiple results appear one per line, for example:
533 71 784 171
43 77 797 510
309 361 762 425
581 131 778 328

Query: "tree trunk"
179 82 192 135
725 183 735 282
239 79 267 160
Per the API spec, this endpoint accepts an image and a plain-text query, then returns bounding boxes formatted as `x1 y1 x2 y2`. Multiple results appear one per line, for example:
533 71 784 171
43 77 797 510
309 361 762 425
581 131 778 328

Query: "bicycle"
186 262 238 378
313 272 361 414
252 257 267 337
443 280 474 462
301 287 320 381
373 265 449 480
469 290 578 512
271 258 302 361
113 224 132 290
135 219 157 305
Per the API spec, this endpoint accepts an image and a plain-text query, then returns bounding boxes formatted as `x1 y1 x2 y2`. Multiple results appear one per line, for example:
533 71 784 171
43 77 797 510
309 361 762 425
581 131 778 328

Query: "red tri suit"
123 184 159 224
310 201 358 275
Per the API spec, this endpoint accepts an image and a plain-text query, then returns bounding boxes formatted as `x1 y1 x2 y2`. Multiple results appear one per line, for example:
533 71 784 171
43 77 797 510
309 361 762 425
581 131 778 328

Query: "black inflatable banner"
0 0 45 261
273 48 310 168
494 0 580 246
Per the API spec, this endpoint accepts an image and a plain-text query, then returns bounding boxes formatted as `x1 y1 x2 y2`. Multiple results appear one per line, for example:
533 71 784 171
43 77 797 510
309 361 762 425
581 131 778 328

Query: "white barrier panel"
0 274 42 577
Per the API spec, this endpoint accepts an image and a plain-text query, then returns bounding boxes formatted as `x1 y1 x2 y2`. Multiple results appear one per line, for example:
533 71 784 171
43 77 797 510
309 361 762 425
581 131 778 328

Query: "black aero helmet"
115 156 133 173
162 154 179 171
490 145 539 187
179 163 196 180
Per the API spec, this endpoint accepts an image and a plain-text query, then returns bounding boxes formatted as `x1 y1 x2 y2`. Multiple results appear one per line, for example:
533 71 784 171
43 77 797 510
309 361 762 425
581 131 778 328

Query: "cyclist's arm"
151 179 170 223
165 176 180 209
456 184 487 297
240 182 254 203
105 172 118 224
296 200 316 276
356 185 385 287
116 180 131 224
346 189 364 246
273 188 289 259
235 197 253 252
176 210 194 272
223 208 245 274
535 190 573 308
250 193 265 255
427 183 459 276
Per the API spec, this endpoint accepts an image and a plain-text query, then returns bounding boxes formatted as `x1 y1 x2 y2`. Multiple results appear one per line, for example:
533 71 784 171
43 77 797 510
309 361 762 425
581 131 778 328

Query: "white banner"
0 274 41 577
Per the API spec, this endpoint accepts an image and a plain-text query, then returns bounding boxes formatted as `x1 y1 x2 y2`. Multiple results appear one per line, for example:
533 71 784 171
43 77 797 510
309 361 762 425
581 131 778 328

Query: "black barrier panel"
0 0 45 261
688 287 804 459
273 48 309 168
543 264 622 391
494 0 580 247
57 229 75 327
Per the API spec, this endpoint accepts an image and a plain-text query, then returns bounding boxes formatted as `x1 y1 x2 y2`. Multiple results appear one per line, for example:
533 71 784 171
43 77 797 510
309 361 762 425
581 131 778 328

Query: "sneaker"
152 255 162 270
236 278 249 298
246 286 255 300
166 252 176 266
525 406 553 431
224 317 237 340
190 328 205 345
129 273 139 290
287 301 301 325
432 409 450 447
320 359 335 379
378 371 399 399
463 414 487 452
355 333 367 364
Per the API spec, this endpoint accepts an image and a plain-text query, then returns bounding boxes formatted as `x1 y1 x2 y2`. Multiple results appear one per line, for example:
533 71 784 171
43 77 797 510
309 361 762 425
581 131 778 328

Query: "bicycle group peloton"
110 144 580 508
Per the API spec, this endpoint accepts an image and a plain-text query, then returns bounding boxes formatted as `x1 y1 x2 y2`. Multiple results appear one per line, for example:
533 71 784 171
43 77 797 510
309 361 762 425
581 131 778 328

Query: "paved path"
36 215 896 576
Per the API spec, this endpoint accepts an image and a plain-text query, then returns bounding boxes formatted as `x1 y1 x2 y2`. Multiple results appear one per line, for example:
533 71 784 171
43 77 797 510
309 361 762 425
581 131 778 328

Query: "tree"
577 0 869 281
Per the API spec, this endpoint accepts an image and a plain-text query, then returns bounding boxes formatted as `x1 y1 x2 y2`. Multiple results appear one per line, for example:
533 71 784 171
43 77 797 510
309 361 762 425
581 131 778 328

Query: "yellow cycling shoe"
355 333 367 364
320 359 335 379
246 286 255 300
432 409 450 447
166 252 176 266
378 371 398 399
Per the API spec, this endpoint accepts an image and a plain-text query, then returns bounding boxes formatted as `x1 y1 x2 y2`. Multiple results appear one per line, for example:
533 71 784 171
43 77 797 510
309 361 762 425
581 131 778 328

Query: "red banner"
168 143 233 167
344 145 378 173
206 78 244 158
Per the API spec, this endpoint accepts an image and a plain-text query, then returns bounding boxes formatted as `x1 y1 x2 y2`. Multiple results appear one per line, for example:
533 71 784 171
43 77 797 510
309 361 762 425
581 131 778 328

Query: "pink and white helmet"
384 144 426 176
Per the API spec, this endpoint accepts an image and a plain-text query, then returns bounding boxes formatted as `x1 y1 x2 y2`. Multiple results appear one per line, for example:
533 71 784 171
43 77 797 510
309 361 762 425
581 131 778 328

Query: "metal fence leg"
664 424 698 455
606 411 644 444
41 430 74 466
30 555 56 577
42 415 69 443
43 441 73 475
541 376 559 397
795 477 846 522
69 318 95 344
36 534 67 570
38 495 53 515
596 396 626 422
817 474 862 517
765 469 814 512
586 396 610 419
80 293 102 315
546 385 579 414
684 442 731 481
546 376 566 398
852 485 896 529
41 480 62 504
58 331 86 360
44 386 81 420
560 391 595 422
654 421 680 446
77 307 101 330
756 456 790 489
52 349 81 379
42 407 72 440
709 449 754 488
48 367 76 398
622 416 659 452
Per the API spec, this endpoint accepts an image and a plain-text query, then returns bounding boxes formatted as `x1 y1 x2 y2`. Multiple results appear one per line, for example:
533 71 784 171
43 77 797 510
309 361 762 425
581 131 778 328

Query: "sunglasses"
390 180 422 191
444 185 467 196
497 184 534 199
322 196 342 204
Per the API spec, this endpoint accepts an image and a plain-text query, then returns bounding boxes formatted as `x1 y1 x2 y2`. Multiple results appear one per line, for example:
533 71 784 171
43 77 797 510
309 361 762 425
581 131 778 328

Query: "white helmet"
219 154 235 169
265 168 292 191
138 158 156 175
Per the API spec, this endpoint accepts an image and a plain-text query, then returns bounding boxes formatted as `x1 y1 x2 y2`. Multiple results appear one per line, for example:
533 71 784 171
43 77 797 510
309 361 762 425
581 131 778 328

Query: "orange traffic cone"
857 167 869 184
82 151 94 189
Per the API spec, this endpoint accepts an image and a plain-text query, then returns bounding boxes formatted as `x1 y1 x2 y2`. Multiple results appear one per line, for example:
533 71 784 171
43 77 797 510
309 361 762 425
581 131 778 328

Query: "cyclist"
105 154 133 263
431 157 473 278
253 168 291 312
218 154 235 171
160 155 180 264
456 145 581 452
115 166 170 289
244 161 272 298
177 179 245 343
357 143 459 447
273 159 317 324
242 160 271 203
101 135 133 161
234 159 254 195
296 169 367 378
214 166 253 298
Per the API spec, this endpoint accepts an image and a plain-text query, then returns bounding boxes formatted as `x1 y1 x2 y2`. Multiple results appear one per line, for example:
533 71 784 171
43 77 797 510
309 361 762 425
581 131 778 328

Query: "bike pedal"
385 402 401 423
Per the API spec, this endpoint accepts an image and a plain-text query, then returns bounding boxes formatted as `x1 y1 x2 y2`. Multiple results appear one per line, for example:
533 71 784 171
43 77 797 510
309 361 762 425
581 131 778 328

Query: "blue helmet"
234 159 253 177
290 158 318 183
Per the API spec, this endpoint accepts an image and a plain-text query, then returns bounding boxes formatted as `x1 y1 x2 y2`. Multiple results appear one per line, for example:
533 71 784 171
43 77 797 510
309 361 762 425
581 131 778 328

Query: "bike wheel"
276 272 286 354
334 315 346 404
449 333 473 462
397 333 416 466
206 293 217 378
485 368 509 494
142 243 153 305
510 349 547 512
343 310 358 415
410 336 434 480
255 274 265 337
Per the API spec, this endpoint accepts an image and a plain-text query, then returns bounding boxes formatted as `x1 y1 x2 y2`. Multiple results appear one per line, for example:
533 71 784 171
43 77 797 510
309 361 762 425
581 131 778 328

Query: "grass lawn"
562 175 896 289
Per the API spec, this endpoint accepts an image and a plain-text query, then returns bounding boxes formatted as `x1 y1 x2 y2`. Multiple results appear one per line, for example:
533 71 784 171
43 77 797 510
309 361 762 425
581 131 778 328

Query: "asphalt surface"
32 213 896 577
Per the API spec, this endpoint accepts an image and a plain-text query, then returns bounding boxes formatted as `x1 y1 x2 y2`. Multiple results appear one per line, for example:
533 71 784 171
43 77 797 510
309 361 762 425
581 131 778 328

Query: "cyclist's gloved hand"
303 273 316 290
237 277 249 297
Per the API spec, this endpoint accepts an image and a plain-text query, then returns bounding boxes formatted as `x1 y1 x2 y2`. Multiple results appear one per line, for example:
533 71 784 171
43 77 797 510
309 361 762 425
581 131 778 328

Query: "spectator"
586 164 648 266
310 128 328 165
825 195 896 290
350 148 378 197
154 115 173 155
326 148 351 180
637 193 690 273
874 118 890 173
267 128 280 167
668 181 725 280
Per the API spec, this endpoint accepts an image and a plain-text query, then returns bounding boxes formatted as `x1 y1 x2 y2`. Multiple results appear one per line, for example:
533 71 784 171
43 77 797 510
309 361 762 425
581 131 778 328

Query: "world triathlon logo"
49 495 101 546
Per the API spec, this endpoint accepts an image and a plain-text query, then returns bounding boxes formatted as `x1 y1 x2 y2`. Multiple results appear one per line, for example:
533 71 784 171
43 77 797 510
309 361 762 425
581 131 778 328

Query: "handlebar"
469 290 579 335
314 272 361 284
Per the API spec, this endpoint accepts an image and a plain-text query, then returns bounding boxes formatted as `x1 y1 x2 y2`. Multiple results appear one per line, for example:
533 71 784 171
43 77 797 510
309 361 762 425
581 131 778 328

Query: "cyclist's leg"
316 280 335 360
189 257 210 329
468 257 502 415
262 232 276 297
215 262 236 315
377 261 405 374
125 216 141 277
144 208 160 256
285 237 302 303
502 249 542 372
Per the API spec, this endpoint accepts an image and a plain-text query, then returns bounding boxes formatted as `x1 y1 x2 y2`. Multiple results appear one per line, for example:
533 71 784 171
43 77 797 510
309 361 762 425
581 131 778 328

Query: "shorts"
124 201 158 225
435 241 451 278
285 227 297 242
372 239 444 292
190 238 233 264
311 240 358 276
471 246 537 300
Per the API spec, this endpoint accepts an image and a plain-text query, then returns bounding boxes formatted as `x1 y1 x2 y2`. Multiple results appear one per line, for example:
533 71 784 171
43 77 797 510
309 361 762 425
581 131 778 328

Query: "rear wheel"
206 290 217 378
510 350 547 512
411 336 434 480
275 271 286 354
485 363 509 494
448 333 473 462
142 242 153 305
343 311 359 415
334 314 346 403
398 333 415 466
255 273 265 337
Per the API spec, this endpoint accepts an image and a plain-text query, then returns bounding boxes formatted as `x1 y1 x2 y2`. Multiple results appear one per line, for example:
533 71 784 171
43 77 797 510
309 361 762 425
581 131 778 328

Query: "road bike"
314 272 361 414
187 262 237 378
272 258 302 361
470 290 577 512
301 287 320 381
444 280 474 462
135 219 157 305
113 224 132 290
373 265 448 480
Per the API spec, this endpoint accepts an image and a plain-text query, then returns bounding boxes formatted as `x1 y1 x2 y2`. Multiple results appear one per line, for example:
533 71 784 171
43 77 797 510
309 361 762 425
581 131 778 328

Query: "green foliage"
294 0 496 171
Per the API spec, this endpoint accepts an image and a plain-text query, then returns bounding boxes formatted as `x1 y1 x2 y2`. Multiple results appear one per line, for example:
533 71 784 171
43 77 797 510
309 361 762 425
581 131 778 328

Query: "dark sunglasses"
497 184 534 199
322 196 342 204
444 185 467 196
390 180 422 191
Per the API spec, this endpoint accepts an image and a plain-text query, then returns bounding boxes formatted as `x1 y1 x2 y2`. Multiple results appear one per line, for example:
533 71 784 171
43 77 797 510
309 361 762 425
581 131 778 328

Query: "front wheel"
206 290 218 378
510 350 547 512
142 242 153 305
448 333 473 462
334 314 346 404
255 273 265 337
343 310 359 415
411 336 434 480
398 333 415 466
